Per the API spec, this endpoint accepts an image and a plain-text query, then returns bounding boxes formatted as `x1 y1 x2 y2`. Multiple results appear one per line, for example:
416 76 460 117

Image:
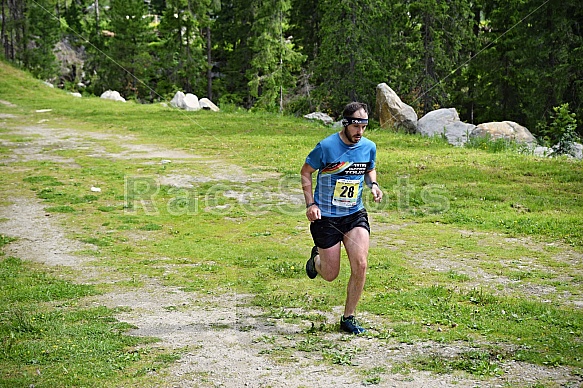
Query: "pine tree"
63 0 84 43
312 0 394 115
246 0 305 111
0 0 58 76
366 1 420 110
289 0 321 61
312 0 362 113
211 0 254 106
468 0 583 134
203 0 221 101
23 0 60 81
1 0 8 59
95 0 156 100
1 0 26 63
408 0 475 115
154 0 208 97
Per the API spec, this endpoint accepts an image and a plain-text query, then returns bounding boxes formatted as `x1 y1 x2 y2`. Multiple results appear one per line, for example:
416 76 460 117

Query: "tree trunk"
185 1 192 93
1 0 6 59
422 12 432 114
206 25 212 100
95 0 99 36
348 3 356 101
18 0 26 66
545 5 557 113
185 23 191 93
467 3 481 124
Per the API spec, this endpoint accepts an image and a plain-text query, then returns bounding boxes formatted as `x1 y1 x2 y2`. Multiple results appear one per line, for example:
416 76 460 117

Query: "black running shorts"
310 209 370 249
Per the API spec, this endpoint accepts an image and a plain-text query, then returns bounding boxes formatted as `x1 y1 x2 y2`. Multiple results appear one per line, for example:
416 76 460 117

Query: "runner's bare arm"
301 163 321 221
365 169 383 203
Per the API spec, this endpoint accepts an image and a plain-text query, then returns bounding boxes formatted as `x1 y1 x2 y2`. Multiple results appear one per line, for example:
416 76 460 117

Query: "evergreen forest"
1 0 582 137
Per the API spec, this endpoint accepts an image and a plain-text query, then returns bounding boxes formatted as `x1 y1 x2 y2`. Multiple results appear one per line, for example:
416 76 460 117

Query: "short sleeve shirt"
305 133 377 217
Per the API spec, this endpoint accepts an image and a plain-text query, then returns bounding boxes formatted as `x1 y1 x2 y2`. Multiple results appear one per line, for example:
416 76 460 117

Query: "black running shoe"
305 246 318 279
340 315 366 334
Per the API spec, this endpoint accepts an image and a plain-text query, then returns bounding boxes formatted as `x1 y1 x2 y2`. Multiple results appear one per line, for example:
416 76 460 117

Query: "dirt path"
0 113 580 387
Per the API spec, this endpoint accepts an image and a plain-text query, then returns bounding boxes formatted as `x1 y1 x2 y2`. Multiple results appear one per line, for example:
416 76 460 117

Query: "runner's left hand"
372 186 383 203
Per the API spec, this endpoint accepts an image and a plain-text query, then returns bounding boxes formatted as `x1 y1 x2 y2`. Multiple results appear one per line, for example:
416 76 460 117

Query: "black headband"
342 117 369 126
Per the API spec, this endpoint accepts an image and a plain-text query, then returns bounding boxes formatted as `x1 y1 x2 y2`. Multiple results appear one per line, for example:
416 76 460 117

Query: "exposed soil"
1 111 581 387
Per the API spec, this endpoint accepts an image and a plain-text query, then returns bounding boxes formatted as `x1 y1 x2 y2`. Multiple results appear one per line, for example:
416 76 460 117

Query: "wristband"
371 182 379 187
306 202 317 208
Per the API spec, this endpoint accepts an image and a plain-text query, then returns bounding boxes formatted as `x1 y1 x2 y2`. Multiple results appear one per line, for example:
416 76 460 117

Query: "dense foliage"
1 0 581 134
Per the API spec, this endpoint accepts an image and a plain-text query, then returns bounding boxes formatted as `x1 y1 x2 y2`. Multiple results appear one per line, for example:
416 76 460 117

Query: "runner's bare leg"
314 243 341 282
342 227 369 317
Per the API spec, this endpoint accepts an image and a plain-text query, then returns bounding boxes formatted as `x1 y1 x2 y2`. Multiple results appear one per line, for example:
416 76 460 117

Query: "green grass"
1 60 583 385
0 256 178 387
365 285 582 366
407 348 507 377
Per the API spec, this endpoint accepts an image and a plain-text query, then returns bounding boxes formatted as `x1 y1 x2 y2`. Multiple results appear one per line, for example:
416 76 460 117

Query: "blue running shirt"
305 133 377 217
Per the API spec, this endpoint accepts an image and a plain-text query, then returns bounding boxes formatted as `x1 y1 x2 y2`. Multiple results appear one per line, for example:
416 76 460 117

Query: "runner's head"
341 102 368 145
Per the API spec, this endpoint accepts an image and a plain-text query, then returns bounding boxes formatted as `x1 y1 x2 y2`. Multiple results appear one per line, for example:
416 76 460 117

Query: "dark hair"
342 102 369 117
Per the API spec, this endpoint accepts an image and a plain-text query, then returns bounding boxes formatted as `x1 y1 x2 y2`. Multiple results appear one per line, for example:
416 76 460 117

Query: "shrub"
465 133 521 153
540 104 580 155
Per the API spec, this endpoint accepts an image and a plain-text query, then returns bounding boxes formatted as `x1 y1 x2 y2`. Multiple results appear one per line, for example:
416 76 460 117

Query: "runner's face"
343 108 368 144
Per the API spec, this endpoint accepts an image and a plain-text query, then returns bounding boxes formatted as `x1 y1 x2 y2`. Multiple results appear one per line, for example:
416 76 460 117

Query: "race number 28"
332 179 359 207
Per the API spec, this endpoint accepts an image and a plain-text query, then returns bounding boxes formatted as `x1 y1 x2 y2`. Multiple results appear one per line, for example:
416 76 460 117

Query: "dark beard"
343 127 360 144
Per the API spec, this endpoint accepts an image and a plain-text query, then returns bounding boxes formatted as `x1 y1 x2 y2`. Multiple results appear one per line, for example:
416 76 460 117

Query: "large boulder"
183 93 201 111
417 108 475 146
470 121 536 145
569 142 583 160
533 146 553 157
199 98 220 112
553 142 583 160
170 91 202 111
53 39 84 84
304 112 334 125
170 91 186 109
100 90 125 102
375 83 417 133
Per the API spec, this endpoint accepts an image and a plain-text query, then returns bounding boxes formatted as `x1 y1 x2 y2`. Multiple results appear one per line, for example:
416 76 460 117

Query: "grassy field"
1 60 582 386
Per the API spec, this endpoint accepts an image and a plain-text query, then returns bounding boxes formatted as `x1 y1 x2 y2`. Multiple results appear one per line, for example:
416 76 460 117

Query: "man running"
300 101 383 334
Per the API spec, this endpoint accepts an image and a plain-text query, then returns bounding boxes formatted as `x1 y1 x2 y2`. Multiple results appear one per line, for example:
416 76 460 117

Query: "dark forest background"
1 0 582 136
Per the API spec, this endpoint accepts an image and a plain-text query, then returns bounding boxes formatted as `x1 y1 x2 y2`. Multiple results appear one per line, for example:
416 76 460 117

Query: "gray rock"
553 142 583 160
304 112 334 125
199 97 219 112
375 83 417 133
471 121 536 145
53 40 84 83
100 90 126 102
170 91 205 111
571 143 583 160
417 108 475 146
183 93 200 111
170 91 186 109
533 146 553 157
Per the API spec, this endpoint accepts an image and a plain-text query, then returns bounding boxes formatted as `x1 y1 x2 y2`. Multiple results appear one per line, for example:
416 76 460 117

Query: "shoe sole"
340 325 366 334
305 246 318 279
340 316 366 334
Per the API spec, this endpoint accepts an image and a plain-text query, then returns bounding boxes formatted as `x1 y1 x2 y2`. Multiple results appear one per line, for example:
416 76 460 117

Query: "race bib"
332 178 360 207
